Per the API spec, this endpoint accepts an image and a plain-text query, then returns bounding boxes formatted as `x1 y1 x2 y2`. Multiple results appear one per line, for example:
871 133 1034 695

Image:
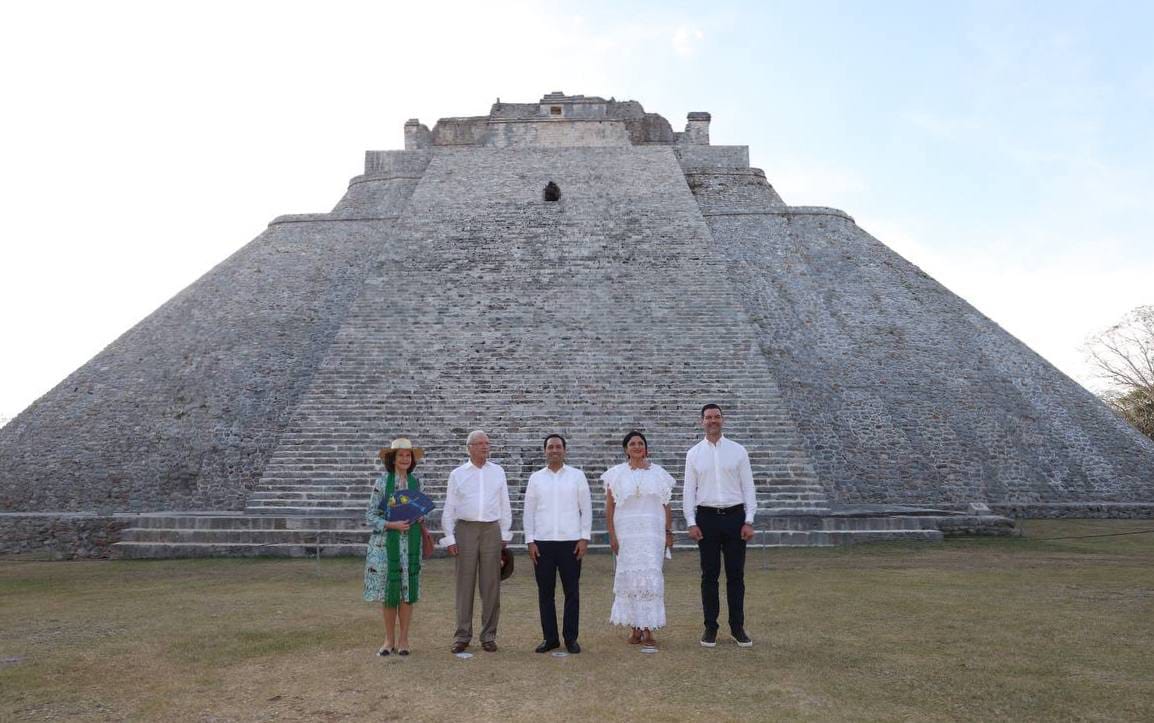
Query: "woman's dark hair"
384 450 419 474
621 430 648 452
543 433 567 450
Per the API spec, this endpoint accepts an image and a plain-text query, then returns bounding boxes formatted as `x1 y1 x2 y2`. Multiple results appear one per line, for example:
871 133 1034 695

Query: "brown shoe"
628 629 643 645
481 641 498 652
641 632 657 648
450 642 469 654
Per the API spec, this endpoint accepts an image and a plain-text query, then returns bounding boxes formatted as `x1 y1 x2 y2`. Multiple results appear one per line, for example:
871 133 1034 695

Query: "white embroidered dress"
602 462 674 629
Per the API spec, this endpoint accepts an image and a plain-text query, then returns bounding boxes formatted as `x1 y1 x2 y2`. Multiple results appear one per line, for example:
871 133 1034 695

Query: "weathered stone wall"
330 151 431 217
686 168 785 212
489 103 543 120
362 150 432 177
991 503 1154 519
931 514 1017 536
543 103 608 120
674 144 750 169
483 119 632 148
0 217 401 512
432 96 674 148
429 117 489 146
695 179 1154 504
683 112 711 145
624 114 676 144
0 514 130 559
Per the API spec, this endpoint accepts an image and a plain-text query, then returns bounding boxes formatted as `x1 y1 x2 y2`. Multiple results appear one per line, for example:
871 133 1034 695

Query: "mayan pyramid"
2 92 1151 558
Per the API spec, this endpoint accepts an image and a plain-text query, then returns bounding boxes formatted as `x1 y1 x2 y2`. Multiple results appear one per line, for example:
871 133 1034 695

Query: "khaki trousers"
453 520 503 645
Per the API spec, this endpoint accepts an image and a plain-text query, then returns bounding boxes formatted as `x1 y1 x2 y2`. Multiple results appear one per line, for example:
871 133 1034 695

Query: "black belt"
696 504 744 516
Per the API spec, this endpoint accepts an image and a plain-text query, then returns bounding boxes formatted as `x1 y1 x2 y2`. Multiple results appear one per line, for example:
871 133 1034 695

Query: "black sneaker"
732 628 753 647
700 628 717 647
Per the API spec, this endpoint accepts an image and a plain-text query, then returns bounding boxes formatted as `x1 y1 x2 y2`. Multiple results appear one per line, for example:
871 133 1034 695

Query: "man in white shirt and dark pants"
442 430 512 654
684 404 756 647
524 433 592 654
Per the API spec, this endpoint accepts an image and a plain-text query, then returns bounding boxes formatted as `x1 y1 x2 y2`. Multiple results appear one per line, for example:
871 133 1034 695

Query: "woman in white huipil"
602 430 675 647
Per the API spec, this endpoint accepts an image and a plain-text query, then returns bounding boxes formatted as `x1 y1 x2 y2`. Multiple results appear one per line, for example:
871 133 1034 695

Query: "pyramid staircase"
113 146 941 558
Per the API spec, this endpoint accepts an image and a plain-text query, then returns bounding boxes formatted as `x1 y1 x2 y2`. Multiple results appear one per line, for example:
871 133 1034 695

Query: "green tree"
1087 306 1154 440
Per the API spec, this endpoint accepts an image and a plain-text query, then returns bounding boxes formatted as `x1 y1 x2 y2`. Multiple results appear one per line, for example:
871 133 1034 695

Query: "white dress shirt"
523 464 593 543
440 460 513 546
683 435 757 527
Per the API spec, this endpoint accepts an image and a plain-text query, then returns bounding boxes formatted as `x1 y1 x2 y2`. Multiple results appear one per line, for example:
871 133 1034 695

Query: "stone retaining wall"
0 514 130 559
991 503 1154 519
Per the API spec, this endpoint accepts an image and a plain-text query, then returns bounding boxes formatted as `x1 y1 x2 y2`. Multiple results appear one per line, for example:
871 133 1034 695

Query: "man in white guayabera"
441 430 512 654
683 404 757 648
523 433 592 655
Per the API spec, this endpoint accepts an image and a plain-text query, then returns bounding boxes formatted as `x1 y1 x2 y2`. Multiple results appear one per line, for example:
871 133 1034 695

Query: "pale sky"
2 1 1152 422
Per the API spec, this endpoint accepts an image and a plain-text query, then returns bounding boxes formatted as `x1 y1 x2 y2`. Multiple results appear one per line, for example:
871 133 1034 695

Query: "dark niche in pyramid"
2 92 1151 558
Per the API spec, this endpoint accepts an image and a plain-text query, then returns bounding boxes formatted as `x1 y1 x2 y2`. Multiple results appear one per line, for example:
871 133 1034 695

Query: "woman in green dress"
364 437 426 656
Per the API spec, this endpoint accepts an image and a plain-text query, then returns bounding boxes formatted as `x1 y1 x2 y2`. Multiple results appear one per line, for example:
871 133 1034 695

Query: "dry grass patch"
1 520 1152 721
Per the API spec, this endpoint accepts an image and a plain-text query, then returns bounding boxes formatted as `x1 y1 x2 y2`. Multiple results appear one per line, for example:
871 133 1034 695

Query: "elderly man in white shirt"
684 404 757 648
442 430 512 654
524 433 592 655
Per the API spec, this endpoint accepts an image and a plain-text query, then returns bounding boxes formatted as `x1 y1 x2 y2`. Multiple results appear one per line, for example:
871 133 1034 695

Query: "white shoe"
732 629 753 648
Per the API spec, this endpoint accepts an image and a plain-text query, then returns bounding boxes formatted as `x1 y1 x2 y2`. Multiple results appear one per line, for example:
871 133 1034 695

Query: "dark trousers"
533 540 582 644
696 505 747 633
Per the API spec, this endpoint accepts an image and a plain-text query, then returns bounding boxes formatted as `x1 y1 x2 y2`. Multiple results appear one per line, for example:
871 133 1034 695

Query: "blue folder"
380 489 435 522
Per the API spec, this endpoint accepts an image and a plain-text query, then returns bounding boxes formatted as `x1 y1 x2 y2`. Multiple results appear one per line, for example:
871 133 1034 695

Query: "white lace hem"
609 598 666 630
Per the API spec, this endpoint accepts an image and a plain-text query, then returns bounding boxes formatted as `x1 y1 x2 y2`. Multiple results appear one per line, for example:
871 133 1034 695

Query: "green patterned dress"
363 473 423 606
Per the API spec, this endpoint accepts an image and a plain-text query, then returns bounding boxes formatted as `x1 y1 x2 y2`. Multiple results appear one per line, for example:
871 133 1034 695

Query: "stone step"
248 483 830 495
263 452 816 460
260 450 816 466
245 487 829 499
242 502 833 518
121 519 935 546
121 528 371 545
240 505 835 521
121 515 366 530
111 542 370 559
121 528 839 547
256 465 822 476
267 436 808 447
255 469 820 482
117 513 939 534
244 506 373 517
268 439 808 449
109 528 944 559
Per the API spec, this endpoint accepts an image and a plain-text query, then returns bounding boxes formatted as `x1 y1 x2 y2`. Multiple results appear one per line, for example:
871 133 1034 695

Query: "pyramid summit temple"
2 92 1152 558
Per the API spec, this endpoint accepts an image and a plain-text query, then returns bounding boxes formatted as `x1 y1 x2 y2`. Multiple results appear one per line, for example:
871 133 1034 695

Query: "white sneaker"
732 628 753 647
700 628 718 647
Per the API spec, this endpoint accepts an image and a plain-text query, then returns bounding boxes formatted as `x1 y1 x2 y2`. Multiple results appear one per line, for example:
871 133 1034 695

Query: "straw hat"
378 437 425 463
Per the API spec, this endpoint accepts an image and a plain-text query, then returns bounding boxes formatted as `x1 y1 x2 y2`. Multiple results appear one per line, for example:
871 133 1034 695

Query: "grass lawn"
2 519 1152 721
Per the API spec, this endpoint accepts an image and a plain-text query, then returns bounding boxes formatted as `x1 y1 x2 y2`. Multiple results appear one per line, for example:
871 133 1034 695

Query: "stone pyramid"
2 92 1150 558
